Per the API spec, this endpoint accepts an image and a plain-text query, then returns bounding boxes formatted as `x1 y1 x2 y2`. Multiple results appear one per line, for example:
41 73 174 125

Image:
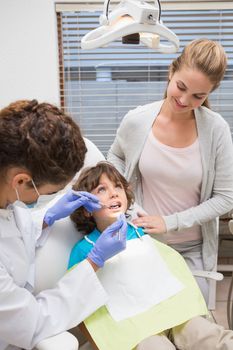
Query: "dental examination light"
81 0 179 53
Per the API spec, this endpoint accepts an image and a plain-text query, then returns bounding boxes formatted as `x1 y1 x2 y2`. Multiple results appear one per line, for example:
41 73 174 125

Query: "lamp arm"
102 0 111 23
155 0 161 21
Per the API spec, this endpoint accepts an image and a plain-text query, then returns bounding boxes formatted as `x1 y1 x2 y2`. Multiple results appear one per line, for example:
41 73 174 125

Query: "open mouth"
108 202 122 210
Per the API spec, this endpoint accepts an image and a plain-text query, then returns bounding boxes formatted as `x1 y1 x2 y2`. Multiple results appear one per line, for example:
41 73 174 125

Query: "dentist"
0 99 127 350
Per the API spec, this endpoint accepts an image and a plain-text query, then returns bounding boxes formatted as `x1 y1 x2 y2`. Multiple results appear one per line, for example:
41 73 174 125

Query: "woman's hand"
132 212 167 234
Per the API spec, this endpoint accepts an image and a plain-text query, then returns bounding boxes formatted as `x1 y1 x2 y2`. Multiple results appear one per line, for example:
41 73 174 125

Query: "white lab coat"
0 203 107 350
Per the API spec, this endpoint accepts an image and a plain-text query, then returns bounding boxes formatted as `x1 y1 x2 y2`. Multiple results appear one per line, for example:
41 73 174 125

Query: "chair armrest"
229 219 233 234
35 331 79 350
192 270 223 281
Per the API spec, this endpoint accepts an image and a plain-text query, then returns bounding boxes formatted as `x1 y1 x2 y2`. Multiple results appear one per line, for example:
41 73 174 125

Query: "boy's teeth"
110 204 120 209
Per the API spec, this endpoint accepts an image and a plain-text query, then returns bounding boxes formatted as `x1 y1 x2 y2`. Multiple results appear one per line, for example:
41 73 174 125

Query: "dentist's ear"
11 173 32 190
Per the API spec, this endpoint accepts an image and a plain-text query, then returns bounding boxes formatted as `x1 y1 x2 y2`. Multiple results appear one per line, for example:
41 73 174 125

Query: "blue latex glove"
88 214 127 267
44 190 101 226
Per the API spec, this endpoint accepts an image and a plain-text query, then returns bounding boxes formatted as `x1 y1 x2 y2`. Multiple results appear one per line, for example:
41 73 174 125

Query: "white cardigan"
108 100 233 271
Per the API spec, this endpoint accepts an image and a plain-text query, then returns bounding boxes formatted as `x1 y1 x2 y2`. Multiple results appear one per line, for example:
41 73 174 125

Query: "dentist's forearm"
87 258 99 272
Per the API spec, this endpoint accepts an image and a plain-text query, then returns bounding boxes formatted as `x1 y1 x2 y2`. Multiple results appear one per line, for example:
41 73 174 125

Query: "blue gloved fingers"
104 214 127 239
72 190 100 203
83 201 102 212
118 215 127 242
102 216 126 236
65 189 81 201
87 216 127 267
44 190 101 226
77 197 101 212
115 215 127 248
71 190 102 212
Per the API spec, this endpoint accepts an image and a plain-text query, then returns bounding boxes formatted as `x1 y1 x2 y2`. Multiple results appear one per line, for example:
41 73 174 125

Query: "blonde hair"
165 39 227 108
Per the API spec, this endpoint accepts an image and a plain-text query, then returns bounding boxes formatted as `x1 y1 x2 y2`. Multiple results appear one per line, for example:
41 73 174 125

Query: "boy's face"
91 173 128 232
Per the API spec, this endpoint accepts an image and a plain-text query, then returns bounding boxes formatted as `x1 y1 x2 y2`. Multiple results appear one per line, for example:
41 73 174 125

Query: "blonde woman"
108 39 233 303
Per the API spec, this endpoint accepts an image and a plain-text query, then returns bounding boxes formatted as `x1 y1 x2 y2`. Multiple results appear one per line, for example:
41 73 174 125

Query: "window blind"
57 7 233 155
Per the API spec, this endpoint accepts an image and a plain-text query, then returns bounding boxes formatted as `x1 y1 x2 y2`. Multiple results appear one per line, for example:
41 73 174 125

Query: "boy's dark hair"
0 99 87 186
71 161 134 234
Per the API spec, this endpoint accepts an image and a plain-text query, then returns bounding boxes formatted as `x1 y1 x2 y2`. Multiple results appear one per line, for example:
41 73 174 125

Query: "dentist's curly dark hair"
0 99 87 186
71 161 134 234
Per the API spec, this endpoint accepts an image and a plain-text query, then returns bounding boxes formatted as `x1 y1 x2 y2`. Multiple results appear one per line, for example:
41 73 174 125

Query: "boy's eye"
97 186 106 193
116 184 123 188
115 182 123 189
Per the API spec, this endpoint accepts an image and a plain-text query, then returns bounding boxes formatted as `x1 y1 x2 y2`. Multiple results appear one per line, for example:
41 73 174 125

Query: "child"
68 162 233 350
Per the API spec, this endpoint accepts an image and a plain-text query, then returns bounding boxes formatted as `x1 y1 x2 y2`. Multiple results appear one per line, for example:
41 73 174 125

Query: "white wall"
0 0 60 108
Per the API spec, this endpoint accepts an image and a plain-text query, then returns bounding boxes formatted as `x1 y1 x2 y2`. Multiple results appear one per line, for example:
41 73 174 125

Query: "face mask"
19 193 59 210
15 180 63 209
35 192 59 208
26 201 38 209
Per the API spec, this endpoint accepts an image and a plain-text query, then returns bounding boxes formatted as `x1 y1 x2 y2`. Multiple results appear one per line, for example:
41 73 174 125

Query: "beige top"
139 130 202 244
108 100 233 270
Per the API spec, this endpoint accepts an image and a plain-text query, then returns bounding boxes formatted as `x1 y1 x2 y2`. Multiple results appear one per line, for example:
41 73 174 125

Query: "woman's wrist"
163 214 178 232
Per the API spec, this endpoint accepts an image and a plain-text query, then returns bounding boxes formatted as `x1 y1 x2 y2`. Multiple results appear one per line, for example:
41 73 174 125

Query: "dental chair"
33 138 223 349
217 212 233 330
228 214 233 329
34 138 104 350
229 216 233 236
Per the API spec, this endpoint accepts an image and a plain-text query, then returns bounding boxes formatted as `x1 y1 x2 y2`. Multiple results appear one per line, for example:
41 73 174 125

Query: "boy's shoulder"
74 229 100 249
68 230 100 268
127 223 145 239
